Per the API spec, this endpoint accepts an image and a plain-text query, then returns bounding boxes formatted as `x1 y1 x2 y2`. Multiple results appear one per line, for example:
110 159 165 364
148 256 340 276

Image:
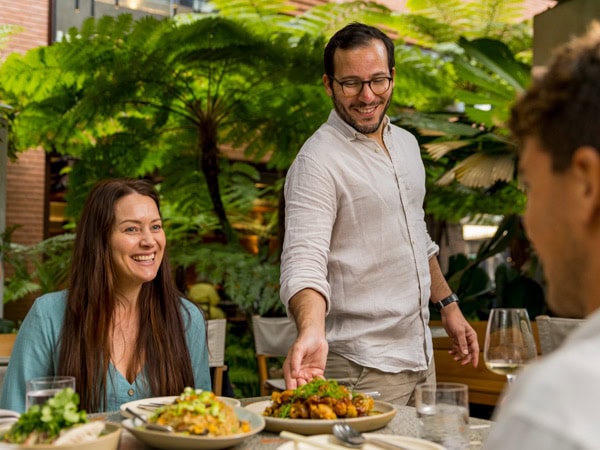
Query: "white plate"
120 395 241 418
244 400 397 435
121 406 265 450
0 422 122 450
0 409 20 429
277 433 446 450
0 410 19 419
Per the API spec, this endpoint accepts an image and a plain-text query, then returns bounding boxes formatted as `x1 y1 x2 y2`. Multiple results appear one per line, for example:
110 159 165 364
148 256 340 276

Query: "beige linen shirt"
280 110 438 373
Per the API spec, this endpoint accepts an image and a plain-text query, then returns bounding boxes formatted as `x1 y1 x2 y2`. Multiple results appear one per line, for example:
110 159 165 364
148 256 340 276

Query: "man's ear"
571 146 600 226
322 74 333 98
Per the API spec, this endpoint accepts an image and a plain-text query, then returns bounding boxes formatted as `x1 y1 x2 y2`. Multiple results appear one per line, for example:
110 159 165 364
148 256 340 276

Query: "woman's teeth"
133 254 154 262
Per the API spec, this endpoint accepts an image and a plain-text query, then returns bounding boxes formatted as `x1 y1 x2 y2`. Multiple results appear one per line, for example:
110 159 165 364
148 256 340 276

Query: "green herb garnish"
293 378 348 401
277 403 293 418
2 388 88 444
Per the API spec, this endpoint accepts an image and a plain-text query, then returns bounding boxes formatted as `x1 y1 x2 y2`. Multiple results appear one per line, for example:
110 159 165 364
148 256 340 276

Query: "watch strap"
432 293 459 311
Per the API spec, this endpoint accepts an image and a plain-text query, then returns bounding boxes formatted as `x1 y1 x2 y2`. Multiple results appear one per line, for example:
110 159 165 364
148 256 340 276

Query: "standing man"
280 22 478 404
484 22 600 450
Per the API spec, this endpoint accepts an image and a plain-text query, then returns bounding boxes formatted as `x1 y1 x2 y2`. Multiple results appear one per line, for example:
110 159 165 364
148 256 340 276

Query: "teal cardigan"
0 290 211 413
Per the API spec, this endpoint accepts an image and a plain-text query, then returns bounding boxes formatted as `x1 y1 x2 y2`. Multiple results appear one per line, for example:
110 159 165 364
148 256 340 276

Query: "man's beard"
332 91 391 135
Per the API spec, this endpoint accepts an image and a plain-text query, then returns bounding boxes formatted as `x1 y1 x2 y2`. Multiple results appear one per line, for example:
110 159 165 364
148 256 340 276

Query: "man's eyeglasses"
332 77 393 97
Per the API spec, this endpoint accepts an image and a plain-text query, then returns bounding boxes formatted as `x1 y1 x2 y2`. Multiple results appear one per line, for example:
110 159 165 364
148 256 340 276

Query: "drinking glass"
484 308 537 384
415 382 469 450
26 376 76 409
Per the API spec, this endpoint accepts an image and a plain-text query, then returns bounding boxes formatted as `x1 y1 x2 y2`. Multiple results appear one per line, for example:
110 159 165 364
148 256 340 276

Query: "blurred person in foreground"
0 178 211 413
484 21 600 450
279 22 478 404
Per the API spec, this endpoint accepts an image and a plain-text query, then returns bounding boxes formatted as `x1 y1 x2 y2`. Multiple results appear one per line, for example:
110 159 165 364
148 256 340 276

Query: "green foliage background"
0 0 546 395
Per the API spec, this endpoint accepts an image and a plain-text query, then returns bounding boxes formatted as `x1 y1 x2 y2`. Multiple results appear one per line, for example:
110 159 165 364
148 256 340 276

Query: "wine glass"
484 308 537 384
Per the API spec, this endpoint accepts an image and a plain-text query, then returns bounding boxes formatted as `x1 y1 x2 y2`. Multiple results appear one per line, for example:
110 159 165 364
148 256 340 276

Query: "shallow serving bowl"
0 422 121 450
244 400 397 435
122 406 265 450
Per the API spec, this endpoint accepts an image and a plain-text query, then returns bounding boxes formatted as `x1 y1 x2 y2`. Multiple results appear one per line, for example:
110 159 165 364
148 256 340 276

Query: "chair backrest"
252 315 297 357
252 315 297 396
535 315 585 355
0 334 16 357
207 319 227 367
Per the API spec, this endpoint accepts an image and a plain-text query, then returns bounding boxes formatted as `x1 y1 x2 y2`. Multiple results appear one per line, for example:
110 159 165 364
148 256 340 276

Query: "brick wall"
1 0 50 321
0 0 49 61
3 149 47 321
5 150 46 243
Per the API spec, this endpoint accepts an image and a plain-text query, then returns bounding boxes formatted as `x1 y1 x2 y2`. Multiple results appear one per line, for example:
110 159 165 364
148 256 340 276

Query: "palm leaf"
458 37 530 91
423 140 474 159
436 152 515 187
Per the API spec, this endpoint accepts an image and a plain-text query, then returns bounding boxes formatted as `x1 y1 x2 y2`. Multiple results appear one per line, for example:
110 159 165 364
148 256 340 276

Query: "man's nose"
358 82 377 101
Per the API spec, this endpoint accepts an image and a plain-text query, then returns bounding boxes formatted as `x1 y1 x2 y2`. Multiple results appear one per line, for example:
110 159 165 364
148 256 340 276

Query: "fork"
136 403 169 412
137 405 162 412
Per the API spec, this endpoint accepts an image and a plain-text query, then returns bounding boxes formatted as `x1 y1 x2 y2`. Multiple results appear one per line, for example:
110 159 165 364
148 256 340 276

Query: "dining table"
107 396 492 450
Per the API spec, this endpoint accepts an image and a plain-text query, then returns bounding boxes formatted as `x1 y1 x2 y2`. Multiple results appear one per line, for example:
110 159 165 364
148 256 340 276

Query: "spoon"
125 407 174 433
332 422 411 450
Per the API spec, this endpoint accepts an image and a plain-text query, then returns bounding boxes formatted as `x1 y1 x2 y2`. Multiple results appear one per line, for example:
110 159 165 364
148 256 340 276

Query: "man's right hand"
283 288 328 390
283 333 328 390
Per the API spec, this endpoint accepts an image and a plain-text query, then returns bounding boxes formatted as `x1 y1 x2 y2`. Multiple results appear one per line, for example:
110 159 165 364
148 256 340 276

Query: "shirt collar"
327 109 390 141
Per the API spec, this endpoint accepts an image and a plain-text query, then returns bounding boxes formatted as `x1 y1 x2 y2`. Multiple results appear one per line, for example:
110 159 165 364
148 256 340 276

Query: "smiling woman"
0 178 212 414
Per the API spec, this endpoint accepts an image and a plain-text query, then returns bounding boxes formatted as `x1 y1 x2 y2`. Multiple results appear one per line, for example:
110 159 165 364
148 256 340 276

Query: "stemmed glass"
484 308 537 384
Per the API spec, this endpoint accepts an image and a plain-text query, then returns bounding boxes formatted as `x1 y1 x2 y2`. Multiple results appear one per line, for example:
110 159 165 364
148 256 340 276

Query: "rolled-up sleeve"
280 152 334 313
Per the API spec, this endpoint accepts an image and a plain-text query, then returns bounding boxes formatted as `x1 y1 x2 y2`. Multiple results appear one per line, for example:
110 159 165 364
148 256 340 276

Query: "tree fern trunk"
200 129 236 243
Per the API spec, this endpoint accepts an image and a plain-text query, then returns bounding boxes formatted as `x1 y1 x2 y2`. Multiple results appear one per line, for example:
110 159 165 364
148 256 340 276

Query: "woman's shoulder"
179 297 205 321
20 290 67 328
31 290 68 311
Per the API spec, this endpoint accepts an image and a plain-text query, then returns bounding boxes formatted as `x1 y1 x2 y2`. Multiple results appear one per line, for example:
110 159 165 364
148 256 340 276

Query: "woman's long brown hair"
57 179 195 412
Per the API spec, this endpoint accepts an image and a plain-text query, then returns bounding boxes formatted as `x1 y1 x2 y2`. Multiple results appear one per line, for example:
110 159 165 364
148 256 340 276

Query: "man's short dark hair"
509 21 600 172
324 22 395 79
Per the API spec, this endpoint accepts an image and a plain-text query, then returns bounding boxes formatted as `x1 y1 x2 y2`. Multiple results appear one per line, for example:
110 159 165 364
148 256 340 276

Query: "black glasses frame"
332 76 393 97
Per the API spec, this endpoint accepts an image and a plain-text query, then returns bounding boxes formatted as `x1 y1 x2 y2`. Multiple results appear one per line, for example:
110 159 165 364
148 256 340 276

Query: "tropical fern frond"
207 0 295 34
292 1 392 37
471 0 525 26
399 0 534 48
189 244 283 316
3 279 41 304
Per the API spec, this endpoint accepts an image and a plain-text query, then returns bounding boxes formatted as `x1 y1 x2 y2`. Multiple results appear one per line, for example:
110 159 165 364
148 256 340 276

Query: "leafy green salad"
1 388 90 445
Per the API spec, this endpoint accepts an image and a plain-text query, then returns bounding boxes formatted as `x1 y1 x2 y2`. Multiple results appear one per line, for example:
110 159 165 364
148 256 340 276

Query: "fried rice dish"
149 388 250 437
262 378 375 419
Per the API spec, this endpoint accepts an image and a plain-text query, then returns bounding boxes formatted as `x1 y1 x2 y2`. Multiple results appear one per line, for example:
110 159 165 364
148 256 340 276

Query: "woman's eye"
152 224 163 231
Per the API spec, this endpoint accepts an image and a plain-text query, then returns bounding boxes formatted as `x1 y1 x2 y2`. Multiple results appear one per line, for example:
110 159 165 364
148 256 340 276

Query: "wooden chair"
0 333 17 400
207 319 227 396
535 315 585 355
252 315 297 396
0 334 16 357
430 320 542 407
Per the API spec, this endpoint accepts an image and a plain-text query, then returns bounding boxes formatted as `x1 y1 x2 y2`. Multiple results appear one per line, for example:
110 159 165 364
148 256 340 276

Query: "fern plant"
1 227 74 304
